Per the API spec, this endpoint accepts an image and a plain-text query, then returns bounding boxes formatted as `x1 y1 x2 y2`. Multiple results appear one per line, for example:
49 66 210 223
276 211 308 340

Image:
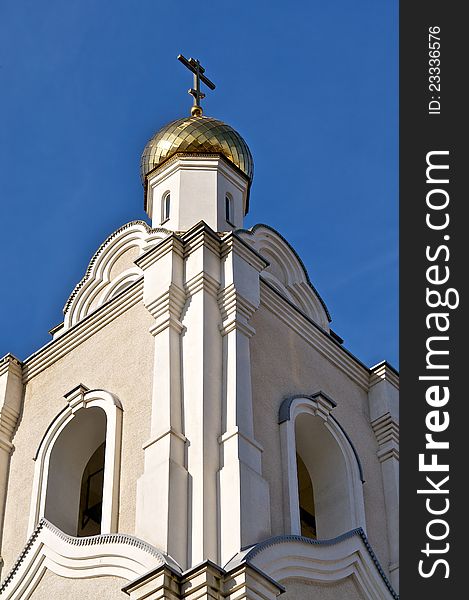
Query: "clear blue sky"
0 0 398 368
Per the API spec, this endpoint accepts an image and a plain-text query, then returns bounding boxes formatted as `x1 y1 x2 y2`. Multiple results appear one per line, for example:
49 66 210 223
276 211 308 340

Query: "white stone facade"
0 143 398 599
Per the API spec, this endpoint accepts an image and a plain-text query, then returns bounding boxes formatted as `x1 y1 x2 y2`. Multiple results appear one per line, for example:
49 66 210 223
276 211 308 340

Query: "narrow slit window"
162 192 171 223
225 194 233 225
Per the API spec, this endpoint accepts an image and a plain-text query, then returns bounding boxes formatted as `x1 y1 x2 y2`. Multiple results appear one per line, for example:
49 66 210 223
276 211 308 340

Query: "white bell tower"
145 154 249 232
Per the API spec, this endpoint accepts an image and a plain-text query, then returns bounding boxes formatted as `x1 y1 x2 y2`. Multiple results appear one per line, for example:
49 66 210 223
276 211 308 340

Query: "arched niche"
28 386 123 537
279 393 366 539
44 407 106 535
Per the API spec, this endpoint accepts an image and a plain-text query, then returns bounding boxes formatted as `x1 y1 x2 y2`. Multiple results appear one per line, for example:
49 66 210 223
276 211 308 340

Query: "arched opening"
296 453 316 539
44 407 107 536
294 411 354 539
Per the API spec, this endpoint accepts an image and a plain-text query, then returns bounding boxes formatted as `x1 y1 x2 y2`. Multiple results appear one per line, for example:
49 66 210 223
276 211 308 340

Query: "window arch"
28 385 122 537
162 191 171 223
279 393 366 539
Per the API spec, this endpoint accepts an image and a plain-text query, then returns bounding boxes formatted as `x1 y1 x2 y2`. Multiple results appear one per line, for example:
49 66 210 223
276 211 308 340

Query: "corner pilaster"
135 235 189 569
180 223 223 566
217 234 272 565
0 353 24 575
369 361 399 592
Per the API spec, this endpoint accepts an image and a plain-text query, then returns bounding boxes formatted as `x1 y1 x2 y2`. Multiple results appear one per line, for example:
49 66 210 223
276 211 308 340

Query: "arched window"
162 192 171 223
225 193 234 225
279 393 366 540
29 387 122 537
44 406 106 536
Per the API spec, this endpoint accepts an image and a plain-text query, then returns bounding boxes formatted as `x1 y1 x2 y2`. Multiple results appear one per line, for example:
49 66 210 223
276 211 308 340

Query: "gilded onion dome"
140 115 254 184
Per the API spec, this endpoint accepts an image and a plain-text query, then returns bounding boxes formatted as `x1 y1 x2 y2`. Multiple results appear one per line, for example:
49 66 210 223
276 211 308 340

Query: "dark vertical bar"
400 2 466 596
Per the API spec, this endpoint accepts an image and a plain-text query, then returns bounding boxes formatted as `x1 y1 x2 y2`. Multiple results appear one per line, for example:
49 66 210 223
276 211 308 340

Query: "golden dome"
141 115 253 184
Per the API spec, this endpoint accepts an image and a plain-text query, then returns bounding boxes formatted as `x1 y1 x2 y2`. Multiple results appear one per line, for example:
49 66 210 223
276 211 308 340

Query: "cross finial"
177 54 216 117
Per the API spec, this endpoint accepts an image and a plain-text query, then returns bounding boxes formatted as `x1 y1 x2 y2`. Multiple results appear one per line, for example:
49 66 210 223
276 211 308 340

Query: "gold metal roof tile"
141 115 253 183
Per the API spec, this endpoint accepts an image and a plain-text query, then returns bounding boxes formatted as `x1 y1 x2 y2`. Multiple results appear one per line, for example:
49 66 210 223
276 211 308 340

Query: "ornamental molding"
224 529 398 600
62 221 170 333
371 412 399 463
237 224 331 330
278 392 337 424
218 284 258 338
278 393 364 483
0 355 22 379
146 284 187 336
64 221 166 313
185 272 220 299
221 233 269 273
369 361 399 391
180 222 222 257
28 387 123 537
135 234 184 271
0 519 179 600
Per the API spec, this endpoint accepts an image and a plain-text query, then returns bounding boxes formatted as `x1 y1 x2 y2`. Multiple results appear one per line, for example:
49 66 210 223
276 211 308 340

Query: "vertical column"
0 354 23 576
217 235 271 566
368 362 399 592
181 224 223 566
135 236 189 569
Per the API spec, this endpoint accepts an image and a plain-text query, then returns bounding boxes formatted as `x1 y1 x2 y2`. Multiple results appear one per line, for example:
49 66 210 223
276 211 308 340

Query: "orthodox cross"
177 54 216 117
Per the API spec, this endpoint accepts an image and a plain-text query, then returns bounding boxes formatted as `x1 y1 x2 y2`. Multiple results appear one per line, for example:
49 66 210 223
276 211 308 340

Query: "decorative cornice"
135 234 184 270
260 281 370 390
369 361 399 390
63 221 168 314
229 528 398 600
0 354 22 379
185 272 220 299
0 403 21 445
222 233 269 272
180 221 222 257
218 284 258 338
0 518 178 598
236 223 332 323
146 284 186 336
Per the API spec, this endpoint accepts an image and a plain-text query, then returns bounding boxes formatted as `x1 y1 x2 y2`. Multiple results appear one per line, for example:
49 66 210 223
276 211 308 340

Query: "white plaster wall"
1 302 154 576
249 304 391 576
281 576 364 600
29 568 124 600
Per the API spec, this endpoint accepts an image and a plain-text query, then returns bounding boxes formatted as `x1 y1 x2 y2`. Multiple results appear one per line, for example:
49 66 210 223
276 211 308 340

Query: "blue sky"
0 0 398 368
